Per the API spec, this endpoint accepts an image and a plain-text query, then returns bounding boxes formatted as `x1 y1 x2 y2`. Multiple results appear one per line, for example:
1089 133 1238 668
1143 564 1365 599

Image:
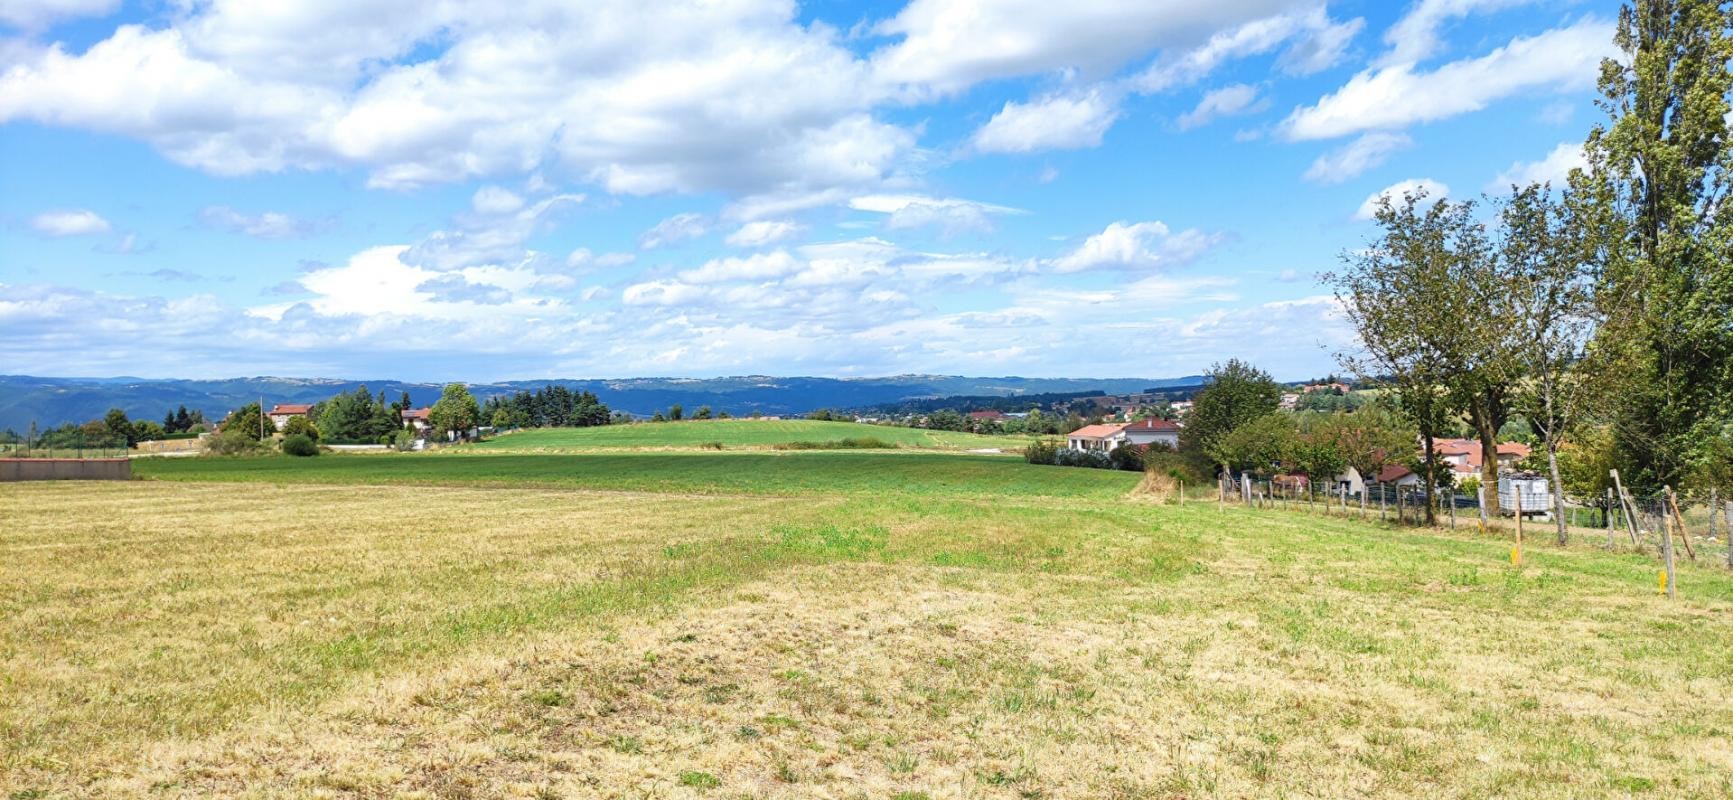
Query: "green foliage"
280 415 319 441
1208 413 1298 476
1303 406 1413 483
316 386 399 443
103 408 137 446
1023 439 1061 465
772 437 894 450
678 771 720 790
205 428 266 455
1182 359 1279 464
280 434 319 457
223 402 271 441
694 405 713 420
429 383 482 440
668 404 684 421
132 420 166 442
392 429 417 452
1582 0 1733 490
479 385 608 429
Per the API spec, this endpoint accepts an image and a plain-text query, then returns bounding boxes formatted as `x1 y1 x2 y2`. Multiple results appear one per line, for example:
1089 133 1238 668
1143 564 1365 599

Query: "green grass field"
7 442 1733 798
475 418 1038 451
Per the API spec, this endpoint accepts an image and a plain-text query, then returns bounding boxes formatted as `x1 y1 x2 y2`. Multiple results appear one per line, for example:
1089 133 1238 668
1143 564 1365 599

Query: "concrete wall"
0 458 132 482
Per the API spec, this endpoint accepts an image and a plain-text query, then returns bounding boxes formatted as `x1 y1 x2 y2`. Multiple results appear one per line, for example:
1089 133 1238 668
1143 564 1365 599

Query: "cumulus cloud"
1378 0 1535 68
1355 178 1449 220
198 206 326 239
725 220 804 248
29 209 109 236
873 0 1325 96
1176 84 1267 130
849 194 1024 235
677 250 802 284
1133 6 1361 92
0 2 910 201
639 212 710 249
1490 142 1586 189
1283 19 1613 140
471 186 525 216
971 89 1120 153
0 0 119 30
1303 131 1412 183
1050 220 1224 273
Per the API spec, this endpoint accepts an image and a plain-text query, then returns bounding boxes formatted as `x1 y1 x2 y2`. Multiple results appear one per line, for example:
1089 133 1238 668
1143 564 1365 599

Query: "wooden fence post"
1664 486 1696 561
1724 500 1732 570
1513 490 1524 567
1449 489 1456 529
1660 485 1677 598
1605 487 1616 549
1611 469 1640 547
1477 484 1488 533
1379 482 1386 521
1360 486 1367 519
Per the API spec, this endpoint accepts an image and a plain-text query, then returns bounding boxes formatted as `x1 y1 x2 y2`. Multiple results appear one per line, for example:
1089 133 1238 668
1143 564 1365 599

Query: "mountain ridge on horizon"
0 373 1207 431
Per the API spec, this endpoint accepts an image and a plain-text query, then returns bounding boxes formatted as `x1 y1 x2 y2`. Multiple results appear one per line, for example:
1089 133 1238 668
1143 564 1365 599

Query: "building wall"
0 458 132 481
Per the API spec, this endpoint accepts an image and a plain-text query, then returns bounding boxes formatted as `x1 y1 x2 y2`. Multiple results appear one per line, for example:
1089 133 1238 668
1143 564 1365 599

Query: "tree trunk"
1421 430 1438 526
1474 408 1502 520
1548 442 1568 546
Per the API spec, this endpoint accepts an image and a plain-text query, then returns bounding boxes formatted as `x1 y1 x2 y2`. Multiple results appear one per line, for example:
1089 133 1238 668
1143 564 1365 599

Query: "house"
1303 382 1351 394
401 407 432 434
1375 462 1422 488
1434 439 1531 477
1066 423 1128 453
267 403 313 431
967 410 1005 422
1278 392 1300 411
1170 400 1194 415
1121 418 1180 449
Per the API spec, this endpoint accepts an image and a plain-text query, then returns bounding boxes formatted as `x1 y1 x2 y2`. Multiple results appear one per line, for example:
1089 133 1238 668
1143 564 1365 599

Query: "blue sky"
0 0 1609 382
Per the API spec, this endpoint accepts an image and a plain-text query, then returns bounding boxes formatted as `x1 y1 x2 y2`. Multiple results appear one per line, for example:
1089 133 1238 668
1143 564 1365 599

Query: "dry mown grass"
5 480 1733 798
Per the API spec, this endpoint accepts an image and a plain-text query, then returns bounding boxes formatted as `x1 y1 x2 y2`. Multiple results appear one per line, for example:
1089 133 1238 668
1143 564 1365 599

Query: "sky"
0 0 1610 382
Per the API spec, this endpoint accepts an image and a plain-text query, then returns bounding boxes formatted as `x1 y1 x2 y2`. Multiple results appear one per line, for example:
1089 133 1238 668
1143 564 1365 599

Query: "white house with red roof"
1066 423 1128 453
1122 418 1180 449
1434 438 1530 477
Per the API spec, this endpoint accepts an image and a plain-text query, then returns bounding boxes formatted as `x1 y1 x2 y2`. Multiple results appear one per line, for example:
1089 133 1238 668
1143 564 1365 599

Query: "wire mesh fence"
0 432 130 459
1217 474 1733 567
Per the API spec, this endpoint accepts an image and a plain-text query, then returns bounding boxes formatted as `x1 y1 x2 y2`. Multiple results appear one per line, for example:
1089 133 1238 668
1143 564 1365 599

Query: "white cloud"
1490 142 1586 188
1379 0 1534 68
677 250 802 284
0 0 118 30
1355 178 1449 220
1050 220 1224 273
471 186 525 215
0 3 910 201
725 219 804 248
1284 19 1614 140
29 209 109 236
850 194 1024 235
1303 131 1412 183
198 206 323 239
1133 6 1360 92
638 212 710 249
1176 84 1266 130
971 89 1120 153
873 0 1320 96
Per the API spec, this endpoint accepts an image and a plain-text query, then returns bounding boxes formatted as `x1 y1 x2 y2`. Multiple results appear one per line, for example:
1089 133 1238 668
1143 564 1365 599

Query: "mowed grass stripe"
133 450 1139 499
473 418 1038 451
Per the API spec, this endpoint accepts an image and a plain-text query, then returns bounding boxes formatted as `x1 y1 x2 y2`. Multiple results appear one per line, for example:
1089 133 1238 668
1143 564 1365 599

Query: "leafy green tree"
103 408 136 446
429 383 481 441
1182 359 1280 473
1327 190 1476 524
281 415 320 441
694 405 713 420
668 404 684 421
1207 413 1298 476
224 402 271 441
132 420 166 442
1304 406 1414 488
1582 0 1733 490
280 434 319 457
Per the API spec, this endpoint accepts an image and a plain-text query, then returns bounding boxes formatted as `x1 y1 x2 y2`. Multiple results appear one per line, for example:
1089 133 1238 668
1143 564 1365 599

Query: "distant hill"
0 374 1201 431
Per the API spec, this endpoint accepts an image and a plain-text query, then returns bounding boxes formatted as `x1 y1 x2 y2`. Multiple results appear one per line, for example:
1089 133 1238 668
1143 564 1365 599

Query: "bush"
1023 439 1060 465
204 428 265 456
773 437 894 450
1108 445 1145 472
1143 449 1210 485
280 434 319 457
1055 449 1111 469
393 429 417 452
280 415 319 441
700 441 725 450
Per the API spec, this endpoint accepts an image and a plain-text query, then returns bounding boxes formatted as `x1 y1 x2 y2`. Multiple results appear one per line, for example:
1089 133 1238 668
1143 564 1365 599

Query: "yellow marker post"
1511 546 1521 567
1658 570 1668 595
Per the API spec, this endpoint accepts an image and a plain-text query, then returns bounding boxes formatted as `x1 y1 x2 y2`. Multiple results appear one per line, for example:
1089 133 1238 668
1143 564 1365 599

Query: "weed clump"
773 437 895 450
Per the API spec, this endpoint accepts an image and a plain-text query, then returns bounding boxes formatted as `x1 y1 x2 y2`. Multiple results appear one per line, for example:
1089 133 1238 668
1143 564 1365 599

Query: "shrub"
204 428 265 456
393 429 417 451
700 441 725 450
1055 449 1111 469
773 437 894 450
280 415 319 441
1108 445 1145 472
1023 439 1061 465
280 434 319 457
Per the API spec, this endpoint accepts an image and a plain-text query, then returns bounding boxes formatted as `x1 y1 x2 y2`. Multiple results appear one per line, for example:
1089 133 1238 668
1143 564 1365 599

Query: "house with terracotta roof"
401 407 432 434
1066 423 1128 453
267 403 313 431
967 410 1005 422
1434 439 1530 477
1122 418 1180 449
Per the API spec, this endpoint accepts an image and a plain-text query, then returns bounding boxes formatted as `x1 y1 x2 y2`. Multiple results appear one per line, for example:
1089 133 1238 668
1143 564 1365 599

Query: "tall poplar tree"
1583 0 1733 490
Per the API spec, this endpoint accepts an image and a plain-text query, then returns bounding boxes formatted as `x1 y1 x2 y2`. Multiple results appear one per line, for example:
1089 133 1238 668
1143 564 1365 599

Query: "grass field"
7 447 1733 798
475 419 1038 451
